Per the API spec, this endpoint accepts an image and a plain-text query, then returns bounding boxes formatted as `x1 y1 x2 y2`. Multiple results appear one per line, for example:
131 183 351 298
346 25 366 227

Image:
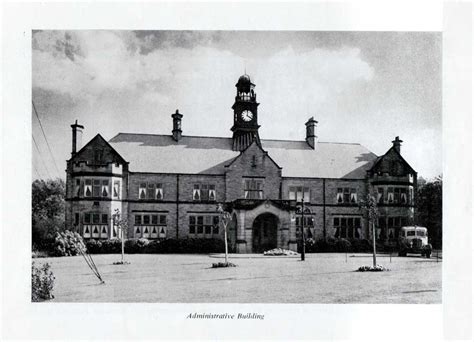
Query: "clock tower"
231 74 261 151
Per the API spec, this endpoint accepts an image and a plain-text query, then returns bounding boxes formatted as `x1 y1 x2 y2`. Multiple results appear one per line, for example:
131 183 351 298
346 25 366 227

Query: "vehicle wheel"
426 252 431 258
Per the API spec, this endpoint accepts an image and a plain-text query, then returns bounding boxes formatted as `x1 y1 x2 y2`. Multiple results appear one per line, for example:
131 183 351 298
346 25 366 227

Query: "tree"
32 178 66 248
217 203 232 264
112 209 128 264
359 193 379 267
416 175 442 249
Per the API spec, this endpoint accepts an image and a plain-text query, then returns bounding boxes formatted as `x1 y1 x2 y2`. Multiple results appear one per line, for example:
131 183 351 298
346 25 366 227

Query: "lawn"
36 253 442 303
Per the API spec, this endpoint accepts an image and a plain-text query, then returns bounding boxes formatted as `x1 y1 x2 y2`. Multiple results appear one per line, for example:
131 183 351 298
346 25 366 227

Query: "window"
289 186 310 202
133 213 167 239
394 188 401 203
84 179 92 197
192 183 216 202
188 214 220 237
387 187 394 203
156 183 163 200
135 215 142 225
137 182 164 200
75 179 81 197
80 211 110 239
193 184 201 201
94 149 104 163
209 184 216 201
113 180 120 199
101 180 109 197
376 186 410 204
92 180 101 197
83 178 110 198
189 216 196 234
336 188 357 204
377 187 384 204
139 183 147 199
333 216 362 239
251 155 257 167
400 188 407 204
387 216 409 240
244 179 264 199
201 184 209 200
147 183 155 199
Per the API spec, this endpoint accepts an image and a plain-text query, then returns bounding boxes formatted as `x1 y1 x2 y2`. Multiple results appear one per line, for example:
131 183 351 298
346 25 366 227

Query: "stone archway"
252 213 279 253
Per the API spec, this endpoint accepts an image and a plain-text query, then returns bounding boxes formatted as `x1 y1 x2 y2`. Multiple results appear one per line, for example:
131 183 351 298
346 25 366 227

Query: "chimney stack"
172 109 183 141
305 117 318 149
392 136 403 154
71 120 84 155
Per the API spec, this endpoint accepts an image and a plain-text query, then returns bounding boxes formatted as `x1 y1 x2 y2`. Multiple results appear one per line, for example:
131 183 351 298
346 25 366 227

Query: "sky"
32 30 442 181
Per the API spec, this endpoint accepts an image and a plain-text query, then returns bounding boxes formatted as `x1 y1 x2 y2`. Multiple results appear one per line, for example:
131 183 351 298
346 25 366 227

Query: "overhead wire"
32 100 61 178
32 134 52 179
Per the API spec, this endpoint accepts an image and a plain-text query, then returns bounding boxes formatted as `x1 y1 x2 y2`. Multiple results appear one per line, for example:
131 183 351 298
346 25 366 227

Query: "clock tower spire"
231 74 261 151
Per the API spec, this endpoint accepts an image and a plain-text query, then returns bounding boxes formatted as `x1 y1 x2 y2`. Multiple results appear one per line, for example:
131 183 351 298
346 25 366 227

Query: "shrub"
212 262 236 268
100 238 122 253
85 239 102 254
357 265 390 272
51 231 85 257
85 237 225 254
125 238 150 253
335 238 352 252
350 239 372 253
31 262 55 301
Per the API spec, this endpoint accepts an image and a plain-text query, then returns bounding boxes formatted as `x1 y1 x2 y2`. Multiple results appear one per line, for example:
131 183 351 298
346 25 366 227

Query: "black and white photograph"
2 2 472 341
31 29 443 304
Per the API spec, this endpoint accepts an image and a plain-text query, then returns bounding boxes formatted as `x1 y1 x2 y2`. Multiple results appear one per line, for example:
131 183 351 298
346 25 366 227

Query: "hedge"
298 238 389 253
85 238 225 254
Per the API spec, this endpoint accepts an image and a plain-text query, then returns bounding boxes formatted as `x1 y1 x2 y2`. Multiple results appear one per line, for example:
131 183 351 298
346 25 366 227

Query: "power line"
33 164 42 180
32 134 52 179
32 100 61 177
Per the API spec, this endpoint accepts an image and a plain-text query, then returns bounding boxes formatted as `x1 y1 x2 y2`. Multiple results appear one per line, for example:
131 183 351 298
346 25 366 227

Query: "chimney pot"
71 120 84 155
172 109 183 141
392 136 403 154
305 117 318 149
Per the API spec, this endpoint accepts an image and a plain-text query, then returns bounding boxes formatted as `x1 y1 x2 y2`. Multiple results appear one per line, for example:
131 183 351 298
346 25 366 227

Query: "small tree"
217 203 232 264
112 209 128 264
359 193 379 267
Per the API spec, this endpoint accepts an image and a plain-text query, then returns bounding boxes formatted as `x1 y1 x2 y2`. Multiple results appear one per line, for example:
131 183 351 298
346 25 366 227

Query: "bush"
350 239 372 253
145 238 224 254
125 238 150 253
335 238 352 252
32 262 55 301
51 231 85 257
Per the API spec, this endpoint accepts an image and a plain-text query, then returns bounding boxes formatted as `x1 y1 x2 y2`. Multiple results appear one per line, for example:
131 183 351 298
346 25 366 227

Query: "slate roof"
108 133 378 179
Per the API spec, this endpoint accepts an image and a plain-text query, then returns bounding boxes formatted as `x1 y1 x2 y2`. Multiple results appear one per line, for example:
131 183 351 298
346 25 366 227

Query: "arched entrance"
252 213 279 253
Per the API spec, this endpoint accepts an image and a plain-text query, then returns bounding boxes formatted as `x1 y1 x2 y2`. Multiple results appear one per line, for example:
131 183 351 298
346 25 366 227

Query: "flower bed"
212 262 237 268
263 248 298 256
357 265 390 272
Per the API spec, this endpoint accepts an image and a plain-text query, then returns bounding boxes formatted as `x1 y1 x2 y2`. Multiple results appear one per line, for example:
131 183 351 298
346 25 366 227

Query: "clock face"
241 110 254 122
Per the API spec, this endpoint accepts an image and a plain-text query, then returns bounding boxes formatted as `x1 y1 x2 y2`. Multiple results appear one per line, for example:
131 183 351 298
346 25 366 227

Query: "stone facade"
65 75 417 253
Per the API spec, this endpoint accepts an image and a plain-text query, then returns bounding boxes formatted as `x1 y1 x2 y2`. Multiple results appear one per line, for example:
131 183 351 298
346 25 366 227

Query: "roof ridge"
112 133 362 146
113 132 231 140
261 138 362 146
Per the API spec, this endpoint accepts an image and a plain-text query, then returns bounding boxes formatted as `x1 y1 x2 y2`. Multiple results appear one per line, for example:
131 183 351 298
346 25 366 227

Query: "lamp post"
296 193 307 261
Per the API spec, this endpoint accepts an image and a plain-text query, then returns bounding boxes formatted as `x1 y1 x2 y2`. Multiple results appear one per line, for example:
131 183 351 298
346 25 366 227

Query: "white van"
398 226 432 258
